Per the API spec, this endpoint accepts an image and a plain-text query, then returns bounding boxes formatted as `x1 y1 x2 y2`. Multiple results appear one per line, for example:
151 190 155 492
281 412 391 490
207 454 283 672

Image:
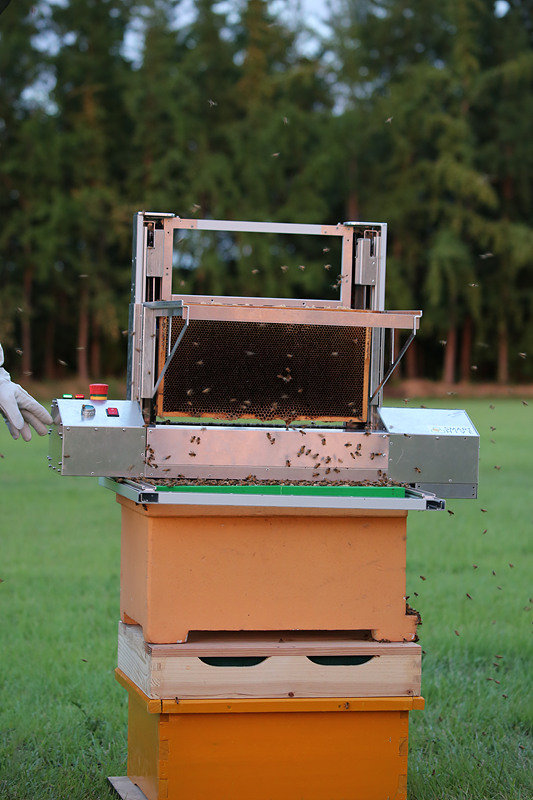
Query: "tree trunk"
442 325 457 383
77 284 89 381
90 318 101 379
347 189 359 220
44 315 55 380
405 339 418 379
497 321 509 384
460 316 473 382
21 266 33 376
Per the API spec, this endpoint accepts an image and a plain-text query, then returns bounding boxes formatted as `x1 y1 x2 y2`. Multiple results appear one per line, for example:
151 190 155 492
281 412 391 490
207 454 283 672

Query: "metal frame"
100 477 445 511
165 218 355 309
128 213 421 423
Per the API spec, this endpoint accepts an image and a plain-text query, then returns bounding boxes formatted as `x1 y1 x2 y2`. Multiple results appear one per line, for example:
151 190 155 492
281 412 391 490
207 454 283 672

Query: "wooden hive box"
117 622 422 700
119 497 418 643
113 669 424 800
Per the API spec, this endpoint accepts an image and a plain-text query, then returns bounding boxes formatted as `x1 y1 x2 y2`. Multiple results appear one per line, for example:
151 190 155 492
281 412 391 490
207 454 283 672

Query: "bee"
186 389 194 396
196 360 204 365
311 452 319 459
280 265 289 272
344 443 352 447
189 452 196 457
325 456 331 464
314 463 320 469
251 269 259 274
298 264 306 271
414 466 422 473
447 509 454 515
325 467 331 475
297 445 305 457
333 467 340 473
190 436 195 443
305 448 311 456
286 460 291 467
245 351 255 357
466 593 472 599
163 455 171 460
312 472 320 477
163 468 171 472
321 438 327 446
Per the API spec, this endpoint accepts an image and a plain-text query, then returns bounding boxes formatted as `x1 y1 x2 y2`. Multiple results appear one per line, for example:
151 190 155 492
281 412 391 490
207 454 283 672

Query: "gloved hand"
0 344 53 441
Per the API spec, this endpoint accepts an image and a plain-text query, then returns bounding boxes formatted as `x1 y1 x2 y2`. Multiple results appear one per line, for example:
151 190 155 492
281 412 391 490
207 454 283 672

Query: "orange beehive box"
114 669 424 800
118 497 417 644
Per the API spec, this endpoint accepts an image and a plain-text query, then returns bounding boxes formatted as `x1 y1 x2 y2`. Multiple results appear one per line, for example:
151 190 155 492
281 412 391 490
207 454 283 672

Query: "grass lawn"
0 397 531 799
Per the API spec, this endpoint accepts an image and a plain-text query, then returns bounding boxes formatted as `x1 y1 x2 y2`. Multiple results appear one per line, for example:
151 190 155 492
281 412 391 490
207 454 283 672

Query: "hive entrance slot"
198 655 375 668
199 657 267 667
307 655 374 666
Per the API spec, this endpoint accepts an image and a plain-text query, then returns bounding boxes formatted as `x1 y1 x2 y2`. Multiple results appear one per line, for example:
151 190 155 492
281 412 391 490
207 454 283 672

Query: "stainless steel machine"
49 212 479 508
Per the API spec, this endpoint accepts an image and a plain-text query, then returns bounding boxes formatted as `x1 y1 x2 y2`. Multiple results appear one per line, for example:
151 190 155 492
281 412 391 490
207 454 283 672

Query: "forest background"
1 0 532 388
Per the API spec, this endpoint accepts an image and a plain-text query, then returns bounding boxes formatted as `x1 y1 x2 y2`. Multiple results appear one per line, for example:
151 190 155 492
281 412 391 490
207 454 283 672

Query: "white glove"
0 344 53 441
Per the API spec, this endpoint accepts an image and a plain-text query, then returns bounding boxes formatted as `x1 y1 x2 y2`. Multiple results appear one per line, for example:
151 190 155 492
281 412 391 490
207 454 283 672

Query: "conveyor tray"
100 478 445 511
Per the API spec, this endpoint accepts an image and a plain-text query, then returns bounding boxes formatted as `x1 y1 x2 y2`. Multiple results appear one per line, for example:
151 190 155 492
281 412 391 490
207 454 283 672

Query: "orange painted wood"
118 497 417 644
117 670 422 800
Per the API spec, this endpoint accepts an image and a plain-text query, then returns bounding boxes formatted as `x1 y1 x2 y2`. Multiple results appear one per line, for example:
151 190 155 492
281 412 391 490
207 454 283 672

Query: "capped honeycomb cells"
157 319 370 423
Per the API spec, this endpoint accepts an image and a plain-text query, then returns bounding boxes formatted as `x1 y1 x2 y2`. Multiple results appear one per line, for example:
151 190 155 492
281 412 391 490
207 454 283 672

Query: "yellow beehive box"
113 669 424 800
119 498 417 644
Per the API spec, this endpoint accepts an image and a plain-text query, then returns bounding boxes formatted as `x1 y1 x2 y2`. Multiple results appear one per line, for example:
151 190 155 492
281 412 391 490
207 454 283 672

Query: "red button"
75 394 85 399
106 407 119 417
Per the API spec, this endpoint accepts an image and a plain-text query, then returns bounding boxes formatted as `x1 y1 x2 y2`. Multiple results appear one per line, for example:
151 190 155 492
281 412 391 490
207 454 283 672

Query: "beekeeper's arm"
0 344 53 441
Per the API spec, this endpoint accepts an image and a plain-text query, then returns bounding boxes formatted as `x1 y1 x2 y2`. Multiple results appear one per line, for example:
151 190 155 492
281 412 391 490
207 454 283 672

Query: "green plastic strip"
154 484 406 498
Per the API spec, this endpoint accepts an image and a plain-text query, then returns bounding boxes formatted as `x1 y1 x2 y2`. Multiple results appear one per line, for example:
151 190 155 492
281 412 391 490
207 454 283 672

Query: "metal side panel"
145 425 389 482
49 399 146 477
380 407 479 498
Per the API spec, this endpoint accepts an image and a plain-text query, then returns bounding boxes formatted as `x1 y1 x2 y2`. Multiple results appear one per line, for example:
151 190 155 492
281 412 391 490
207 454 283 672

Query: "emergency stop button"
106 407 119 417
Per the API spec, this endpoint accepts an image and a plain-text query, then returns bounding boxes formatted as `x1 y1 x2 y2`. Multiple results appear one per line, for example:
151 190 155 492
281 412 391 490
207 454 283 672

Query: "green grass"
0 398 531 799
